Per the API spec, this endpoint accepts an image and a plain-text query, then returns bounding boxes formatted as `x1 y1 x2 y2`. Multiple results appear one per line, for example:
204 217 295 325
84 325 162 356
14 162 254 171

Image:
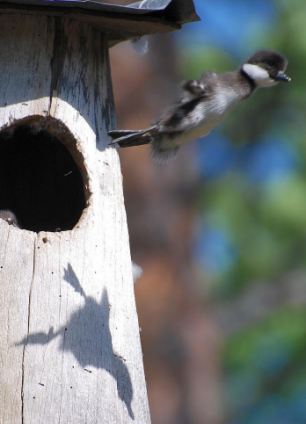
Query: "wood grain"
0 15 150 423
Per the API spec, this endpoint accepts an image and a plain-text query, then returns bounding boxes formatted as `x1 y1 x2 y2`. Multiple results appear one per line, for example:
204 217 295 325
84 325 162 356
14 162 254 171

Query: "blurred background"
110 1 306 423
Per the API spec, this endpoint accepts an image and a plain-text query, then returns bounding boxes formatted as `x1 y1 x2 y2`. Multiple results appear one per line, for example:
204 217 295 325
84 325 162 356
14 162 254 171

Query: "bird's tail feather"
108 129 138 138
108 128 155 148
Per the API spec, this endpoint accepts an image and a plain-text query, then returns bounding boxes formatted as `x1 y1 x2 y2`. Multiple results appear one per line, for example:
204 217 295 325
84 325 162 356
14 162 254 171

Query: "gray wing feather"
157 72 217 133
181 71 217 97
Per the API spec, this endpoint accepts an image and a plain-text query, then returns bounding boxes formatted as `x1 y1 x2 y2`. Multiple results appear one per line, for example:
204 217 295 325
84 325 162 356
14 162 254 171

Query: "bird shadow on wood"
16 263 134 420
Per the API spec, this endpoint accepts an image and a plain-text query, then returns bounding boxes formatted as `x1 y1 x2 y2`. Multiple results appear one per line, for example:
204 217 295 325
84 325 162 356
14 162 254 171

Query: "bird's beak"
275 71 291 82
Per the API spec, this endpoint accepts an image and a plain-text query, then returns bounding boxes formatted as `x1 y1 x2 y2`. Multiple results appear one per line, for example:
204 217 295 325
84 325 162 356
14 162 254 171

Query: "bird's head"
241 50 291 87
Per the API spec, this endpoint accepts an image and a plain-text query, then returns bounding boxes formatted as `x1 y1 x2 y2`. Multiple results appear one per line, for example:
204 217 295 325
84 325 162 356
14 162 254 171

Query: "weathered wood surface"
0 15 150 423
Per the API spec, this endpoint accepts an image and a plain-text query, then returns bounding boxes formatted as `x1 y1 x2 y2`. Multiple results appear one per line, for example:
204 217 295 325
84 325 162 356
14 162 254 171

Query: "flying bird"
109 50 290 160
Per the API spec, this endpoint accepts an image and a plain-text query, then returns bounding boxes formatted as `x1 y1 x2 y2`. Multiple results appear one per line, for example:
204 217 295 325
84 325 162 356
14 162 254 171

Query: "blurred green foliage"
181 0 306 422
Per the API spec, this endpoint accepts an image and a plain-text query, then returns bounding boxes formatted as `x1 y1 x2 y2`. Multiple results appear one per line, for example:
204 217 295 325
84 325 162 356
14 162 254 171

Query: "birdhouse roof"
0 0 199 44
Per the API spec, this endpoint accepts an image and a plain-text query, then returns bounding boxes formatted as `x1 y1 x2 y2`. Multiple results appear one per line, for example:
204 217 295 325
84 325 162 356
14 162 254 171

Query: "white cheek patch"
242 63 277 87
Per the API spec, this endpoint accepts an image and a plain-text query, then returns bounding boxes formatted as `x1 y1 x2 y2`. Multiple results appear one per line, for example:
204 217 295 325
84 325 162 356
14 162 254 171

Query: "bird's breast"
157 90 240 152
174 100 227 146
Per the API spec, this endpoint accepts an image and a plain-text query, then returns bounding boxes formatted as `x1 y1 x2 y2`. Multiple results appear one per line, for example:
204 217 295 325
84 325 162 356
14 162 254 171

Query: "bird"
0 209 20 228
109 50 290 160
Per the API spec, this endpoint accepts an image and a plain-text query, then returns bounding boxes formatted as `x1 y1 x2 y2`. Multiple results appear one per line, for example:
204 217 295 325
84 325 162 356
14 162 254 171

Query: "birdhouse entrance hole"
0 116 87 232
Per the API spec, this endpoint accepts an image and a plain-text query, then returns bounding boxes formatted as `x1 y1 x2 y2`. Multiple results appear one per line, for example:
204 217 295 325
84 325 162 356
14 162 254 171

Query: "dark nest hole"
0 117 88 232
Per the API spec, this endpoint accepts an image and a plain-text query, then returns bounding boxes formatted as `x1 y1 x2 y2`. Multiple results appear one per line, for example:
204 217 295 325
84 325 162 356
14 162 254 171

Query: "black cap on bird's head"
241 49 291 87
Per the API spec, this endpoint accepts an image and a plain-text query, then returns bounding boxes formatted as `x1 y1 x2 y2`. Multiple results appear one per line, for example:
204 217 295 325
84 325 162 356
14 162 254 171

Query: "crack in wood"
49 18 67 115
0 15 150 422
21 235 37 423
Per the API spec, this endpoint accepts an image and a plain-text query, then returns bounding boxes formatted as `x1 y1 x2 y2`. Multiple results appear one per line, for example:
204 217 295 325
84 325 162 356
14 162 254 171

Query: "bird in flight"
109 50 290 160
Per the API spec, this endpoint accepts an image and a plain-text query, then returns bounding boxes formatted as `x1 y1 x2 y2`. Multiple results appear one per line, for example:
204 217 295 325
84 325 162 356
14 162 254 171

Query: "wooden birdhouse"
0 1 198 422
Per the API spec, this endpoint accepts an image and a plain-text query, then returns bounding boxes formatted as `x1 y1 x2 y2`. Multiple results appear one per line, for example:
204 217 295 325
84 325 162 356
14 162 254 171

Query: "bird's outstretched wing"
181 71 217 98
157 72 217 133
108 72 217 148
159 72 217 131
